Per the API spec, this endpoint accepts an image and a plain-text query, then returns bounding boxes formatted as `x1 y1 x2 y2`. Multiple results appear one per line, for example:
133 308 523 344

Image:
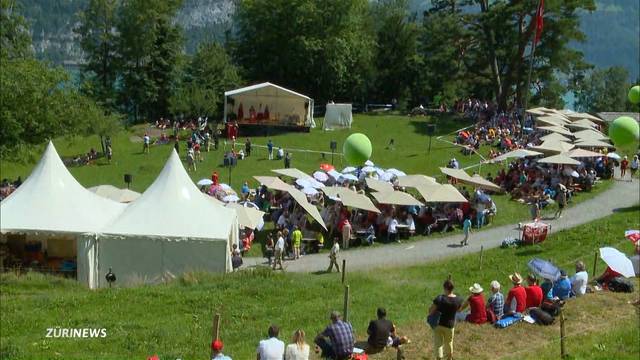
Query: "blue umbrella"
527 258 560 281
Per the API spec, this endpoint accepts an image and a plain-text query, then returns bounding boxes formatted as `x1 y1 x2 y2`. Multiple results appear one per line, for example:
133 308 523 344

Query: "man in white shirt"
257 325 285 360
273 232 285 270
387 216 399 242
143 133 150 154
570 261 589 296
327 242 340 273
276 211 289 230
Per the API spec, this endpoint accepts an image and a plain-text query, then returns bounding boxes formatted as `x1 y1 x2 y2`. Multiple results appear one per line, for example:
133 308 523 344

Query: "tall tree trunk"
478 0 503 109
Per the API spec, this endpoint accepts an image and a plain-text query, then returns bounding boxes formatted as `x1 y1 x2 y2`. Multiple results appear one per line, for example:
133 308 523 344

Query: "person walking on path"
273 231 285 270
429 279 463 360
292 225 303 260
555 185 567 219
267 139 274 160
460 216 472 246
327 241 340 273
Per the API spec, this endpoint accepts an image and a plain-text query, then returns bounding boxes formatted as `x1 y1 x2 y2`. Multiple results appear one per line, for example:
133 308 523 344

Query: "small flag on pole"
534 0 544 45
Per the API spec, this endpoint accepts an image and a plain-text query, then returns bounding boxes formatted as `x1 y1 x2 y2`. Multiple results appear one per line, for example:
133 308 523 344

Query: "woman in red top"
505 273 527 315
524 274 543 308
457 283 487 324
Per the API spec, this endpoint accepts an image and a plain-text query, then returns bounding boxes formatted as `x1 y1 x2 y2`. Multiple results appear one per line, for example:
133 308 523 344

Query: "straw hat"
509 272 523 284
469 283 484 294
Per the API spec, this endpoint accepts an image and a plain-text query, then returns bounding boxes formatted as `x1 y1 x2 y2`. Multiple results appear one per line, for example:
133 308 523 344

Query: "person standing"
106 144 112 164
530 200 540 221
143 133 150 154
621 155 629 178
327 241 340 273
265 233 275 267
285 329 310 360
292 225 303 259
245 138 252 157
284 152 291 168
273 231 285 270
387 216 398 243
187 148 196 172
555 185 567 219
460 216 472 246
257 325 285 360
267 139 274 160
341 219 352 250
429 279 463 360
631 155 639 177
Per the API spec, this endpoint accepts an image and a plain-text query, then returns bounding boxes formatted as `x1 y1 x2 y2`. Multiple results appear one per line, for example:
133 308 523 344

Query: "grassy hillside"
1 204 638 359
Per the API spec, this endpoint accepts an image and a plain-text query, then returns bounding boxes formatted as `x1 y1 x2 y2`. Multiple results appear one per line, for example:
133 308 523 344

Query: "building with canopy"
0 142 126 276
77 150 239 289
224 82 315 131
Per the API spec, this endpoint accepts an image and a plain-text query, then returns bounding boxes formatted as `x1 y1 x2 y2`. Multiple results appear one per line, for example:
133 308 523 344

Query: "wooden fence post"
343 285 350 323
592 251 598 278
560 309 566 359
341 259 347 284
479 245 484 270
211 313 221 358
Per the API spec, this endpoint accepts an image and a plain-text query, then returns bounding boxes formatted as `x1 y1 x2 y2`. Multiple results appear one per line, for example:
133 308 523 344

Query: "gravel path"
244 180 639 273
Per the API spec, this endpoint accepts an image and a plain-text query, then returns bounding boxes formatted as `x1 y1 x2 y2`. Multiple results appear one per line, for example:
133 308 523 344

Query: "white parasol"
599 247 635 278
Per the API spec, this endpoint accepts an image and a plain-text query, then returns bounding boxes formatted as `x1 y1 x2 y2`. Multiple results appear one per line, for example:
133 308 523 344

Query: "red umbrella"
320 163 335 171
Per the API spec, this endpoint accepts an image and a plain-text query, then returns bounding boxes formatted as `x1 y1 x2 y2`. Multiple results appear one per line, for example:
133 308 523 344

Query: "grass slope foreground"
1 206 638 359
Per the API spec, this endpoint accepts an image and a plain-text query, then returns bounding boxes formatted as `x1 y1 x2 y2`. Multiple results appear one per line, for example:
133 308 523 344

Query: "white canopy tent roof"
0 142 126 234
224 82 315 128
101 150 238 240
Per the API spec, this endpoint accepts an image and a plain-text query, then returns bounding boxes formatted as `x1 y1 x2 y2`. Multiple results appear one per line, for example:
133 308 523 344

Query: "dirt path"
244 180 639 272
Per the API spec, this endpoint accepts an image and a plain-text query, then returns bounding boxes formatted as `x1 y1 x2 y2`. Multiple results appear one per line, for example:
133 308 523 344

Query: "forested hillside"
17 0 640 80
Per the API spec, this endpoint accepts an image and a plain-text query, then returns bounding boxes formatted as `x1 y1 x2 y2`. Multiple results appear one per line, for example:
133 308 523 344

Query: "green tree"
169 42 241 119
571 66 633 112
0 0 33 60
233 0 375 102
75 0 120 111
116 0 184 122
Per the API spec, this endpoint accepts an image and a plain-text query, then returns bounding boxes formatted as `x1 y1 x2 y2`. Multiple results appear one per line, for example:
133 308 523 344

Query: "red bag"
486 307 497 324
352 354 368 360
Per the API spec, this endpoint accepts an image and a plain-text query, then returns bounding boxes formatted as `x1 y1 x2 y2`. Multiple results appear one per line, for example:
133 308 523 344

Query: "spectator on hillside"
267 139 274 160
211 339 232 360
429 279 463 360
456 283 487 324
487 280 504 320
552 270 572 300
365 307 409 355
525 274 543 308
257 325 285 360
285 329 310 360
504 273 527 316
314 311 355 360
570 261 589 297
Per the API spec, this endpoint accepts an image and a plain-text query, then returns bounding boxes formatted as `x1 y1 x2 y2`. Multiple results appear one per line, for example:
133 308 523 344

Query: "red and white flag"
534 0 544 45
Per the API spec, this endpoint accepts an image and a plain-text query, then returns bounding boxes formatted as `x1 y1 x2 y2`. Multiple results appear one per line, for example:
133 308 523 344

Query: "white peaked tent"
224 82 315 128
0 142 126 234
78 150 239 289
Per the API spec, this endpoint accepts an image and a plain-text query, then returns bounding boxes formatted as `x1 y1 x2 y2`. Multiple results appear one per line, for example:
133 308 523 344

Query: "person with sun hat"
211 339 232 360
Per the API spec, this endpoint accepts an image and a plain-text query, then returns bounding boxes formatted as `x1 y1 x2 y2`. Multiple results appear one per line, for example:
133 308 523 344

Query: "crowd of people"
0 177 22 201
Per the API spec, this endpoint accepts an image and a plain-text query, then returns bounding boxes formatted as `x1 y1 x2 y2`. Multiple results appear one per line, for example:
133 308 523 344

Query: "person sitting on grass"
525 274 543 308
363 307 409 355
314 311 354 360
211 339 232 360
487 280 504 320
504 273 527 316
285 329 310 360
593 266 622 290
257 325 285 360
552 270 572 300
455 283 487 324
571 261 589 297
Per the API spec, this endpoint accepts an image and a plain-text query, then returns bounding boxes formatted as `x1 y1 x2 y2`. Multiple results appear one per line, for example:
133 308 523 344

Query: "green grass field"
1 205 638 359
0 114 620 258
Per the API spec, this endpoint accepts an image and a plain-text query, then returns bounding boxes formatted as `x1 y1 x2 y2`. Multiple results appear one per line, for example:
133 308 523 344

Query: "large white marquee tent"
224 82 315 128
78 150 239 289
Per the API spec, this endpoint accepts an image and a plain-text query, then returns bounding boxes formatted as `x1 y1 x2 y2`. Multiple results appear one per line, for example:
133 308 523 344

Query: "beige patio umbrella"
538 154 581 166
538 125 573 136
396 174 438 188
571 119 598 128
573 129 609 141
566 148 604 158
322 186 380 213
529 140 575 154
574 139 616 149
540 132 572 143
565 112 603 122
271 168 312 179
415 183 468 203
565 122 594 130
89 185 141 203
287 187 327 230
253 176 292 192
535 115 569 126
365 178 395 192
487 149 543 163
226 203 266 229
439 167 502 192
372 191 423 206
526 108 547 115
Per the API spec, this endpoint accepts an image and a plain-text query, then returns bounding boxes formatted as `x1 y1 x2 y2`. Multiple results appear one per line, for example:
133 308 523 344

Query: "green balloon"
609 116 640 146
629 85 640 104
343 133 372 166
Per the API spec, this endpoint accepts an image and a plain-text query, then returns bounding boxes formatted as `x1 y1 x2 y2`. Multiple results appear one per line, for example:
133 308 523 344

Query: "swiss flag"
534 0 544 45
